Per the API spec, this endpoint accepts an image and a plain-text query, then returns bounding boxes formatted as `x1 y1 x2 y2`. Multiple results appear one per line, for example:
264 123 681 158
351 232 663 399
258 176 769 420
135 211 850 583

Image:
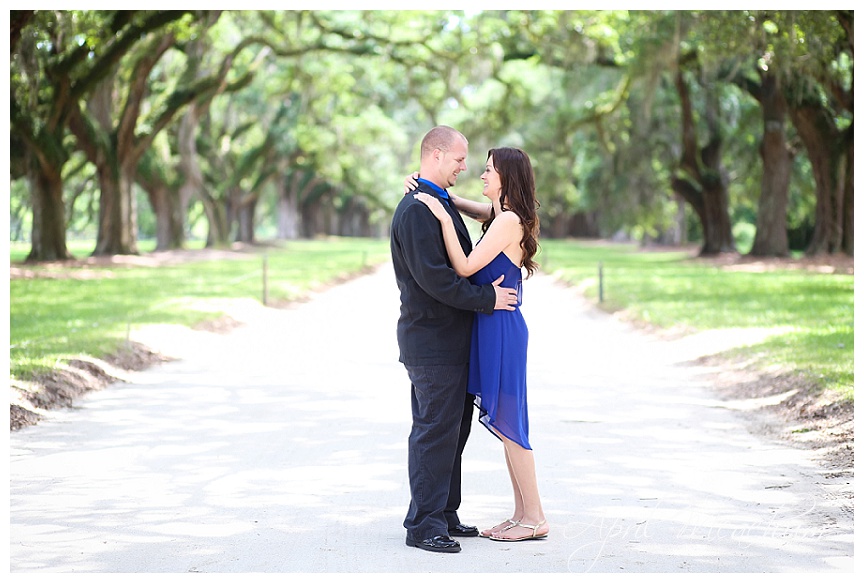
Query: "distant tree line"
9 10 853 260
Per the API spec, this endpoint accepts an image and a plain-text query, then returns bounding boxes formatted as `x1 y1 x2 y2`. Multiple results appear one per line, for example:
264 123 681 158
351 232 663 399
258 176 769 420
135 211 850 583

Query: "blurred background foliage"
8 10 853 259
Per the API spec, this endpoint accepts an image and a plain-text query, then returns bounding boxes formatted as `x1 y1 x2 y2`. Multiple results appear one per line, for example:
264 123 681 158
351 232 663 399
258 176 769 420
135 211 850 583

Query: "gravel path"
9 263 853 573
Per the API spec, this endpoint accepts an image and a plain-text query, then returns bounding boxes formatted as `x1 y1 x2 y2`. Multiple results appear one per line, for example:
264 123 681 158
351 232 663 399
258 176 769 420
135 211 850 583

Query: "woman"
409 147 549 542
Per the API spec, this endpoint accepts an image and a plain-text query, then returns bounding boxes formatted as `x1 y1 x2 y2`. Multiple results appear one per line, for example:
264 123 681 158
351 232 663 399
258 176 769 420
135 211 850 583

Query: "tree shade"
8 10 853 259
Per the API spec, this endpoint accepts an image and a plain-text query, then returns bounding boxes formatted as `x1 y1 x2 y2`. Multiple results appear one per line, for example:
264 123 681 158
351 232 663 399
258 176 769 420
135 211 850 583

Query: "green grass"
538 240 854 400
10 237 854 402
9 238 391 379
8 238 190 262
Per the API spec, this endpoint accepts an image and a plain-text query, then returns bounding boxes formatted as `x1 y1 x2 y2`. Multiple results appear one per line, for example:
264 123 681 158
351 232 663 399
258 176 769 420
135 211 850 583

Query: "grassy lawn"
9 237 854 404
537 240 854 400
8 237 192 262
9 238 391 380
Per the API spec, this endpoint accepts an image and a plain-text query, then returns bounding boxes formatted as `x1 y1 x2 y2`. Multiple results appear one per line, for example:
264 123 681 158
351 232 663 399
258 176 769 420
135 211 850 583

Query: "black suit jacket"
390 182 496 365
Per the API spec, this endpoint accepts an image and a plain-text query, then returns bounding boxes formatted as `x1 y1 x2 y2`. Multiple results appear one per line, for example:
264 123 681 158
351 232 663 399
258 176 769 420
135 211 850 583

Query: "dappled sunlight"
10 266 851 573
515 274 851 572
664 326 798 363
708 388 801 412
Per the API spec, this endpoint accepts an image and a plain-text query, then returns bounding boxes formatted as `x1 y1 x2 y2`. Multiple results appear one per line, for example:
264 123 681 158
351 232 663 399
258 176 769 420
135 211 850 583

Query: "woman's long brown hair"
481 147 540 277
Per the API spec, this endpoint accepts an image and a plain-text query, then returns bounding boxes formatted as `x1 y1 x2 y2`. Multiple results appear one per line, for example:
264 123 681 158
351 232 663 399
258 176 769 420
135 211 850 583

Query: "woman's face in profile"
481 155 501 202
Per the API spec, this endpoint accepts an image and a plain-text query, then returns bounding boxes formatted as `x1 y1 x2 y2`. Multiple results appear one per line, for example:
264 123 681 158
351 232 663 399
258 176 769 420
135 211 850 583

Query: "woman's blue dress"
468 251 531 450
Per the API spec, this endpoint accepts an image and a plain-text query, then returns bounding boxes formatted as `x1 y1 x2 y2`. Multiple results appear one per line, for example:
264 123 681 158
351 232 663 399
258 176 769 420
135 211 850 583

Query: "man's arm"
450 194 492 223
403 171 492 223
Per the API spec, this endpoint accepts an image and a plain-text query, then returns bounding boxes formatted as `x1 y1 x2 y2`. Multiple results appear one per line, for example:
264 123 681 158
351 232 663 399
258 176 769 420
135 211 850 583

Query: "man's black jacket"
390 181 496 366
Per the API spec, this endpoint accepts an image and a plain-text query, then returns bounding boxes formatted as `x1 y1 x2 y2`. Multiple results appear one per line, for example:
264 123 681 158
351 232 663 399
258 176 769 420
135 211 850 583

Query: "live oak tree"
10 10 70 261
138 11 223 251
68 28 181 256
704 11 797 257
68 11 272 255
700 10 853 257
136 11 268 250
10 10 188 260
170 11 409 245
10 10 853 258
671 55 737 256
784 11 853 256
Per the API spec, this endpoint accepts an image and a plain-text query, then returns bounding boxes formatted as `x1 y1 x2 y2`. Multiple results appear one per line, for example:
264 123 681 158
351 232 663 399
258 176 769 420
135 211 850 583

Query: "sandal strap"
514 519 547 536
481 518 519 537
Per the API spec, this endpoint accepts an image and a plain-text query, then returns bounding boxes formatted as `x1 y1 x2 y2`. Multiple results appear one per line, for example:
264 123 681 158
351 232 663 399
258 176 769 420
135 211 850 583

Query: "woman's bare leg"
481 443 524 536
492 435 549 540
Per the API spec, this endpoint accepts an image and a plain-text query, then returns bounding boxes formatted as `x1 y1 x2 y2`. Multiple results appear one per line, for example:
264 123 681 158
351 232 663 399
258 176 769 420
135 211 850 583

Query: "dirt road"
9 264 854 573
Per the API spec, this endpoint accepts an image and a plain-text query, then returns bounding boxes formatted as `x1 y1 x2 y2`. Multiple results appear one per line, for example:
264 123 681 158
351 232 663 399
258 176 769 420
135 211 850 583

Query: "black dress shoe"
405 534 461 553
448 523 479 537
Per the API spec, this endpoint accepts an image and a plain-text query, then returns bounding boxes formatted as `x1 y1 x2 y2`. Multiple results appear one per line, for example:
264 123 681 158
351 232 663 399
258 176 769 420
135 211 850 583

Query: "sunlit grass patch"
538 240 853 400
9 238 391 379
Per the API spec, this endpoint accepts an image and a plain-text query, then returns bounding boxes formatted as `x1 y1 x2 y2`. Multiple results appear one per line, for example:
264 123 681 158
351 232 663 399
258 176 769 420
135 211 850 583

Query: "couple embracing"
390 125 549 554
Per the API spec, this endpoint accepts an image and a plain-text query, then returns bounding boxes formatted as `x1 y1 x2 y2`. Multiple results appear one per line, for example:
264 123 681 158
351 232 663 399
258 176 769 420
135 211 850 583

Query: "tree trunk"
672 69 735 256
136 149 185 251
568 211 600 239
673 196 686 246
789 102 846 255
547 212 569 239
93 159 139 256
18 122 72 260
199 192 231 247
26 159 73 262
842 138 853 256
278 193 300 239
302 198 323 238
338 197 371 236
699 175 735 255
749 73 791 257
143 182 184 251
176 106 206 248
72 71 138 256
293 172 325 238
86 32 177 256
277 172 301 239
235 194 258 243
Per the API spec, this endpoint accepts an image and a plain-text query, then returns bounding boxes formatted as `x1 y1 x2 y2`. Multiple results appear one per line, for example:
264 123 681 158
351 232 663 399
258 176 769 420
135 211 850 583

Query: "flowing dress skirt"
468 252 531 450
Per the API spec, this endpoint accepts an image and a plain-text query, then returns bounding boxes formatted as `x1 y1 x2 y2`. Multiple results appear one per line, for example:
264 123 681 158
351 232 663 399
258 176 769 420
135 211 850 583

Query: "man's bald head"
420 126 468 159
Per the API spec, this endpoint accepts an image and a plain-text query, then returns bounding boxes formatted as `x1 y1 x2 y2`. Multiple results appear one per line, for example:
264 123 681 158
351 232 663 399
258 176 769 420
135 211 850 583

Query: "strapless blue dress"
468 252 531 450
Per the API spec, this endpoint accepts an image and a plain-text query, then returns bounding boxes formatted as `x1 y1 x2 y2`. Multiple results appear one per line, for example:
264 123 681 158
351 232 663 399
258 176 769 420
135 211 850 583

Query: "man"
390 126 518 553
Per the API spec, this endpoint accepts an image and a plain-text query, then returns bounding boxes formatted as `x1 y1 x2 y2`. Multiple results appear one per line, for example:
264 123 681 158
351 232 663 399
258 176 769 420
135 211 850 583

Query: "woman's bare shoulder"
493 210 523 227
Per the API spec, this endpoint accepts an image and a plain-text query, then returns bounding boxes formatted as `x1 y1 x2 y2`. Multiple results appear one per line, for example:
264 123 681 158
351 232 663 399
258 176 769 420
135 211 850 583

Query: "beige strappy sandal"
480 519 517 538
489 519 548 541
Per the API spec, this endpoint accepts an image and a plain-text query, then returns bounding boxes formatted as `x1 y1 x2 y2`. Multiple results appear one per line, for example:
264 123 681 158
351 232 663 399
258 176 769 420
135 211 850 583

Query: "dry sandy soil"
9 247 854 476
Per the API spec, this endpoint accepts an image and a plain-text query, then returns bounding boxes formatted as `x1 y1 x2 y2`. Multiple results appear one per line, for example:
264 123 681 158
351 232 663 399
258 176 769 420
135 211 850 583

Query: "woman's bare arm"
449 194 492 223
413 193 520 277
404 172 491 223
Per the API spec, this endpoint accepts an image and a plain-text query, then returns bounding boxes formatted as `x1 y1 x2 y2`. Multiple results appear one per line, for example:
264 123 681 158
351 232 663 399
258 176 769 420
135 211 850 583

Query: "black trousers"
403 363 474 541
